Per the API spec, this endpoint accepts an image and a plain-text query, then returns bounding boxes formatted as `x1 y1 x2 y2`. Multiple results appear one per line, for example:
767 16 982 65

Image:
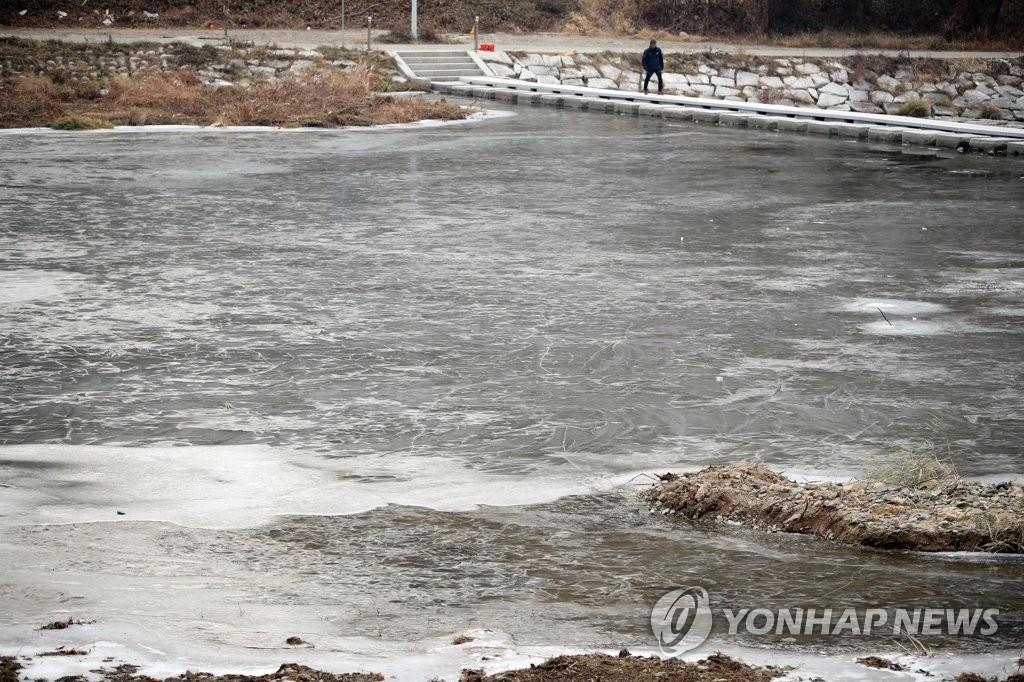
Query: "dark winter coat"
642 46 664 73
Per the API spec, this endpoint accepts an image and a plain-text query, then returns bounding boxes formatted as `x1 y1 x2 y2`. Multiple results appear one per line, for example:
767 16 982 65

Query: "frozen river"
1 105 1022 679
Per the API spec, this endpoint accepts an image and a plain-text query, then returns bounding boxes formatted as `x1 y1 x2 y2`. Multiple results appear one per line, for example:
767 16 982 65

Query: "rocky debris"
641 462 1024 553
460 652 787 682
497 50 1024 126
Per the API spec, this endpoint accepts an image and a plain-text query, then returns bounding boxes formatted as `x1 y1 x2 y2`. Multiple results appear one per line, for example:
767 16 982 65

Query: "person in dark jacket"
642 38 664 94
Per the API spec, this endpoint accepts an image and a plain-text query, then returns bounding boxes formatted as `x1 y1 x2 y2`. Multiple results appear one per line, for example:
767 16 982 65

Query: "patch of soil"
641 462 1024 552
460 651 787 681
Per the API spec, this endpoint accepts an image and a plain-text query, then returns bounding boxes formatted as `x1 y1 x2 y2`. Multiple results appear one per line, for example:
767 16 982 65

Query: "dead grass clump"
374 96 466 125
214 67 377 126
868 444 959 486
897 99 931 117
0 75 64 127
952 57 993 74
977 104 1008 120
50 115 113 130
95 70 208 125
210 68 467 127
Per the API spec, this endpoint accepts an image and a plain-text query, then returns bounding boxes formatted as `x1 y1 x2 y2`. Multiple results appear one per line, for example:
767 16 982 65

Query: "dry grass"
0 75 64 127
977 104 1008 120
841 53 955 84
50 114 114 129
868 444 959 487
755 29 1023 51
897 99 931 117
1 66 467 129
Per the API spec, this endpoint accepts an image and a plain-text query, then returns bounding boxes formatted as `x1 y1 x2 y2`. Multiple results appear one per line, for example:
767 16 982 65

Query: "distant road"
3 27 1021 59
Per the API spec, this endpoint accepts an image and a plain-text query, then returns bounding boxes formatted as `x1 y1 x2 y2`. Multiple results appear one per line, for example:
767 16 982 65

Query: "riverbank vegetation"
0 38 468 129
4 0 1023 48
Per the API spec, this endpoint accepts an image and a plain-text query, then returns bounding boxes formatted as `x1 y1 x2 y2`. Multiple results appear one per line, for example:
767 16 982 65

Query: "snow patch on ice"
840 298 950 316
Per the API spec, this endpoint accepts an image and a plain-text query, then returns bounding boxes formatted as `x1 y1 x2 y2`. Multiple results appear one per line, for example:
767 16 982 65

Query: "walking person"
642 38 664 95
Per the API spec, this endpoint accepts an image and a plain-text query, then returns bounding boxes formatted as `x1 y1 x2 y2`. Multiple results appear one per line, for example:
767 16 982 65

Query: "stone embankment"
477 49 1024 128
641 462 1024 553
0 39 409 90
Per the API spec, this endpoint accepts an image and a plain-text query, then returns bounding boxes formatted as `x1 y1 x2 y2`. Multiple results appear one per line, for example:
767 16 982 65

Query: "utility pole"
367 15 372 51
411 0 417 40
340 0 345 47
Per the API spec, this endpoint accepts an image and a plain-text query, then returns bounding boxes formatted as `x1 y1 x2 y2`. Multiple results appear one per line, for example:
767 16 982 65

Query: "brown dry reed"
1 66 467 129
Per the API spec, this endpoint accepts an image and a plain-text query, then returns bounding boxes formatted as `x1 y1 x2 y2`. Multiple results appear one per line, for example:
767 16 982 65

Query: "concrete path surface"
2 26 1022 59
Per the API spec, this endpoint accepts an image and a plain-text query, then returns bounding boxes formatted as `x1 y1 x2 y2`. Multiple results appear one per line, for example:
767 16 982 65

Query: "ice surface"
0 443 650 528
2 103 1022 681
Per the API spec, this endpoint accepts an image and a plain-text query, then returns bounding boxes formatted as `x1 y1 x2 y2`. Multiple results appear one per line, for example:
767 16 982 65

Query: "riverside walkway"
436 76 1024 150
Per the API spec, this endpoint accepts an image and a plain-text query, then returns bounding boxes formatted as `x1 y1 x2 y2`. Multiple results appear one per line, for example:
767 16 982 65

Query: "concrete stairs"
395 50 486 82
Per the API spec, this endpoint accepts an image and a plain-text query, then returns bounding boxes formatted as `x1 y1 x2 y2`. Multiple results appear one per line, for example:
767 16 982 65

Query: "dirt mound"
460 651 786 681
642 462 1024 552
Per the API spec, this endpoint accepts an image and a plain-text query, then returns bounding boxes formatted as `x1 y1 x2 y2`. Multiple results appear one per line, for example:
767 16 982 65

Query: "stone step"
410 68 484 78
399 50 473 58
402 58 478 67
396 49 485 80
402 60 478 70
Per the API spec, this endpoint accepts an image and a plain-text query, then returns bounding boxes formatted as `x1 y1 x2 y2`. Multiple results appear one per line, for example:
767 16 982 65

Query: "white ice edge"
0 108 513 137
1 622 1019 682
0 443 654 529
